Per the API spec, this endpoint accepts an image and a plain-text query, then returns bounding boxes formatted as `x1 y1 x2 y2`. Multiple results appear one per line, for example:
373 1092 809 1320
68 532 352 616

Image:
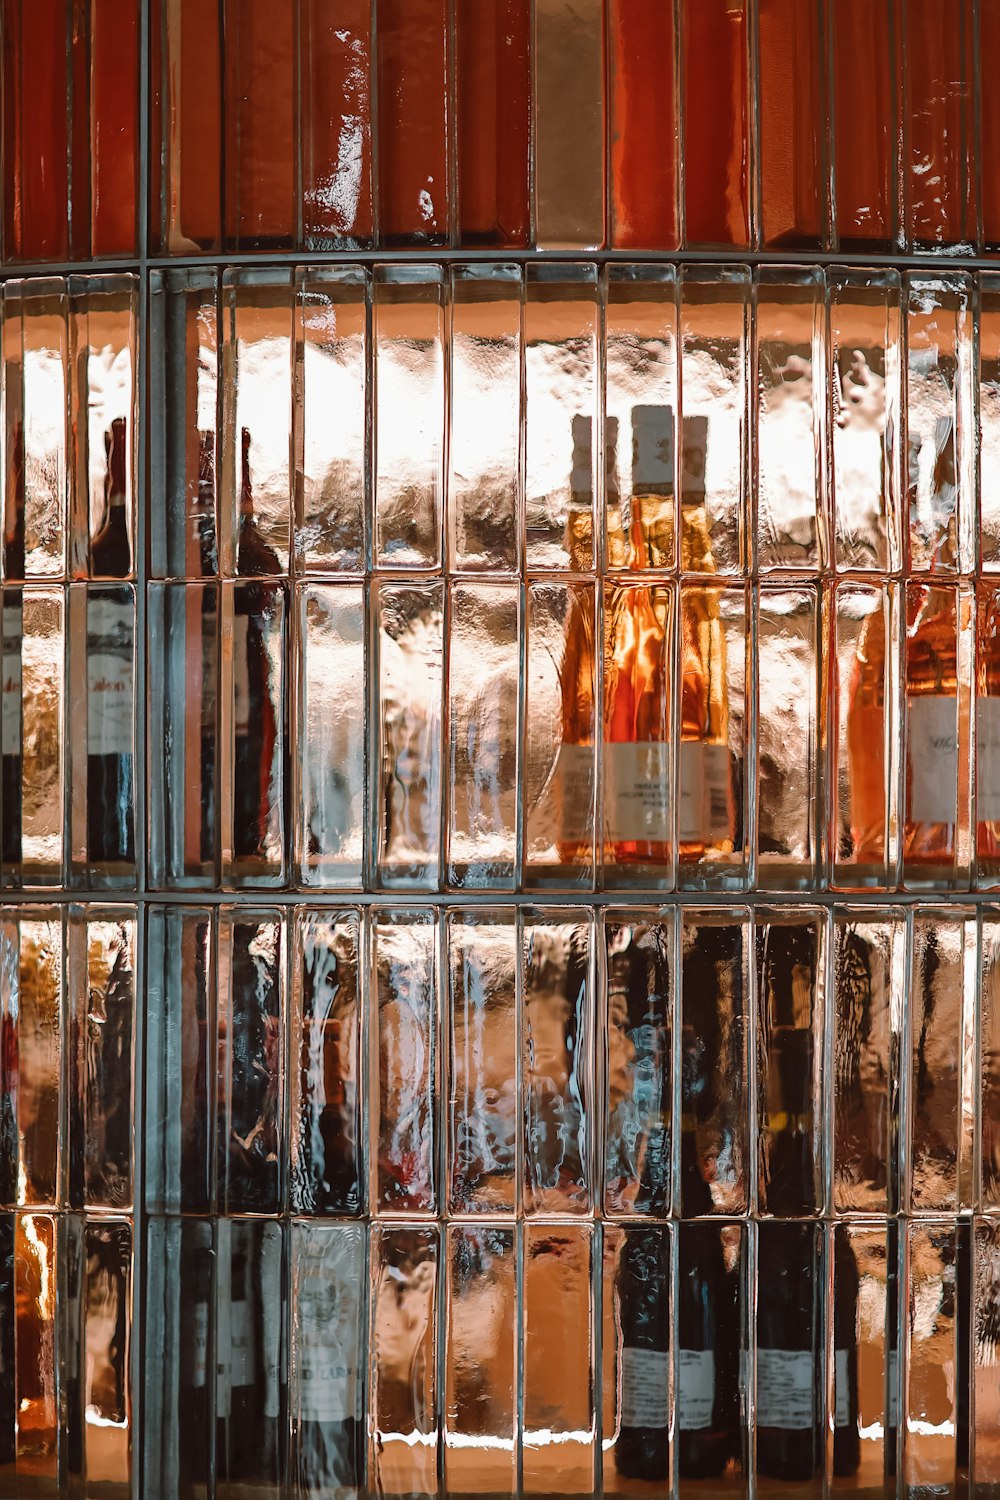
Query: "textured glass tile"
371 910 438 1215
69 911 134 1211
144 907 214 1214
757 0 825 249
296 269 368 572
299 0 374 250
902 0 977 251
143 1216 215 1495
77 1217 133 1494
447 580 519 889
215 1217 285 1490
446 910 518 1215
973 1219 1000 1488
982 910 1000 1211
369 1225 438 1497
981 278 1000 570
375 0 450 247
444 1224 517 1494
217 911 284 1215
975 580 1000 886
448 265 521 573
830 270 903 571
677 1221 747 1484
522 1222 595 1494
374 266 445 569
221 0 295 249
754 1220 823 1489
521 909 593 1215
601 1222 672 1492
1 279 69 580
682 0 751 247
756 584 822 888
12 1211 59 1481
523 579 596 889
829 1222 894 1491
603 910 672 1218
0 910 62 1209
454 0 531 247
223 580 288 887
831 0 896 249
903 1220 968 1494
70 583 136 888
533 0 605 249
12 587 64 887
607 3 679 250
290 910 362 1216
297 583 366 888
153 0 223 253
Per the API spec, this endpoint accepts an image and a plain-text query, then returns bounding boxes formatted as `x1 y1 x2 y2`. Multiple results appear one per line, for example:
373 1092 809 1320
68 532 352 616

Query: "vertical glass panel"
757 0 825 248
682 0 751 247
0 1215 11 1483
832 909 903 1214
71 583 136 887
608 1 679 250
154 0 223 253
976 581 1000 886
603 910 672 1217
830 270 903 572
297 583 365 888
373 267 445 569
454 0 531 247
830 1222 891 1491
2 279 68 580
984 5 1000 253
605 264 679 572
68 276 137 581
296 268 368 573
980 279 1000 571
148 269 219 579
754 1220 823 1488
444 1225 517 1494
446 909 518 1215
216 1218 285 1494
903 1221 963 1494
533 0 604 248
831 0 896 249
290 910 362 1216
908 909 976 1214
902 0 977 251
447 580 519 890
217 910 284 1215
299 0 374 249
220 270 293 575
143 1216 215 1498
677 1221 747 1487
80 1218 132 1495
903 581 973 889
524 265 599 571
756 584 821 888
524 579 596 889
222 0 295 249
679 268 750 576
973 1219 1000 1490
148 582 219 888
0 589 22 879
371 909 438 1214
602 578 674 890
0 911 62 1209
375 581 444 890
87 0 140 255
906 275 975 575
601 1223 672 1493
982 911 1000 1211
14 1211 58 1479
375 0 450 246
522 1222 595 1494
144 906 214 1215
369 1225 438 1498
448 265 521 574
521 908 593 1215
16 587 64 886
0 0 70 260
755 270 826 572
680 909 749 1216
68 911 134 1212
678 583 748 889
755 909 825 1218
223 579 288 888
831 581 900 889
289 1221 365 1495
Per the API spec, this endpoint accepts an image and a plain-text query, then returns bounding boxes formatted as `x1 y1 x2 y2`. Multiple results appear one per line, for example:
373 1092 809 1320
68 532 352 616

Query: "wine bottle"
296 924 361 1215
832 1226 861 1478
605 920 671 1217
293 1227 363 1492
220 1229 256 1483
178 1220 212 1493
225 919 280 1212
615 1225 671 1482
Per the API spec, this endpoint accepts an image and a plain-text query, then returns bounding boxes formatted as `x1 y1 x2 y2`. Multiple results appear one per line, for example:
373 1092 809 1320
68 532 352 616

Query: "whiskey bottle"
233 426 285 874
87 419 135 874
615 1225 671 1482
604 409 673 868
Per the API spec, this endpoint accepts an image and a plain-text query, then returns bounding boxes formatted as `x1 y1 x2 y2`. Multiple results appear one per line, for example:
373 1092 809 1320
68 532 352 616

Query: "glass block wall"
4 3 1000 1498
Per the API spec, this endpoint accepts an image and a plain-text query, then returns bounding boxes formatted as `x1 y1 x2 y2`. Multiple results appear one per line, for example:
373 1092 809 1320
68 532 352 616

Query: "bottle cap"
631 405 674 494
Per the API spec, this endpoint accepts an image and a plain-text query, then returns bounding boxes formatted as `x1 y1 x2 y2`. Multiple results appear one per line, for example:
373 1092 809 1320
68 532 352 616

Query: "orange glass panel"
982 1 1000 251
832 0 896 249
903 0 977 250
608 0 679 249
1 0 70 261
455 0 530 246
757 0 825 248
376 0 450 246
301 0 374 248
223 0 296 249
682 0 750 247
155 0 223 252
89 0 139 256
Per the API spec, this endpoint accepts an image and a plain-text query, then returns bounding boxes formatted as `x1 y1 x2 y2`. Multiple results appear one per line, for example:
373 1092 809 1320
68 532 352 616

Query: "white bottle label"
87 597 134 756
604 741 670 844
679 741 731 843
229 1298 254 1389
678 1349 715 1431
620 1346 670 1430
550 741 595 845
1 605 20 757
888 1347 899 1428
977 697 1000 823
185 1301 209 1390
907 694 958 826
756 1348 815 1431
834 1348 850 1428
297 1275 358 1423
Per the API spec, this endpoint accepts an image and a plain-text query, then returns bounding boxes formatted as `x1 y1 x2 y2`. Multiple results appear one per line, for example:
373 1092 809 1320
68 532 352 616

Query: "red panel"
376 0 450 246
2 0 70 260
904 0 976 249
757 0 825 248
608 0 679 250
682 0 750 247
455 0 530 247
223 0 296 249
982 1 1000 250
90 0 139 256
301 0 374 247
832 0 895 249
